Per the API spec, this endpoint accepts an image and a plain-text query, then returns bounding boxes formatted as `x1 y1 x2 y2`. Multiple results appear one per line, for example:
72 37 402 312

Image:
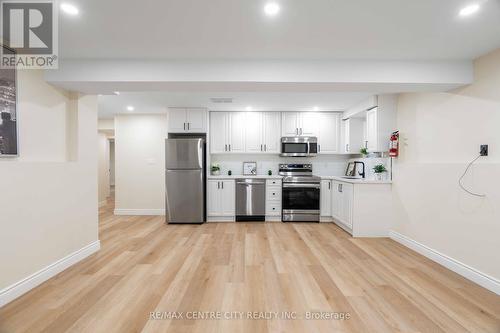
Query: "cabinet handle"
264 144 267 151
365 141 368 149
328 182 331 190
318 144 321 153
261 144 263 151
346 144 349 152
217 181 220 189
225 144 227 151
187 123 190 130
296 128 298 135
183 123 186 130
229 144 231 151
221 182 224 189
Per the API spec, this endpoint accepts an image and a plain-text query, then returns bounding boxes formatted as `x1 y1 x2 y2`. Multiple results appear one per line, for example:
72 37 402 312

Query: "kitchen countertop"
208 175 283 180
208 174 392 184
319 175 392 184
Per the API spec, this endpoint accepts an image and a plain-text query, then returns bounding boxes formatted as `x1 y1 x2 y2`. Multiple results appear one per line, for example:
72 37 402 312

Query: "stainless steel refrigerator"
165 137 206 224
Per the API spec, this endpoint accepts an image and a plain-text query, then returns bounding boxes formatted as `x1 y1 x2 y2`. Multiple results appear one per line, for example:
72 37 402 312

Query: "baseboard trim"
114 209 165 216
389 230 500 295
0 240 101 308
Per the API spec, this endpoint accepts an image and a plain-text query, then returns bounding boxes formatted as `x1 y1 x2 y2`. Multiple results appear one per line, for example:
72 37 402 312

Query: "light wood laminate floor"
1 196 499 333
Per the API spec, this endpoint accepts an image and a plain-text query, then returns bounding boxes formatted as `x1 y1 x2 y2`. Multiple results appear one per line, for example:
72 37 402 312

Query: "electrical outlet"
480 145 488 156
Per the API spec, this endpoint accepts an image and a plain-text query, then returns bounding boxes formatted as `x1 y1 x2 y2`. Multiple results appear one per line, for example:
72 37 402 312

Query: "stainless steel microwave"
280 137 318 157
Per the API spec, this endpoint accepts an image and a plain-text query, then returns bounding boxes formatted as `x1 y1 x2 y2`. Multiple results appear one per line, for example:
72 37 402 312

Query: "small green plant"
373 164 387 173
360 147 368 156
211 163 220 172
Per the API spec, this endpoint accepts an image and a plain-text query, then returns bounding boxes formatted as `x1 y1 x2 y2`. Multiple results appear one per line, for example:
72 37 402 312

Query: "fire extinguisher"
389 131 399 157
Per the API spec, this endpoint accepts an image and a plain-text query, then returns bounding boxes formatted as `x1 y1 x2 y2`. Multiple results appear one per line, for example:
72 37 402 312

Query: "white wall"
0 71 99 303
98 132 110 205
393 48 500 282
114 114 167 214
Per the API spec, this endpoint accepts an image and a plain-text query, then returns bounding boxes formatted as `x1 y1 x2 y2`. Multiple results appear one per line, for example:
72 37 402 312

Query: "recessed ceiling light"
114 91 120 95
61 3 79 15
264 2 280 16
126 106 134 111
246 106 253 111
459 3 480 17
313 106 319 111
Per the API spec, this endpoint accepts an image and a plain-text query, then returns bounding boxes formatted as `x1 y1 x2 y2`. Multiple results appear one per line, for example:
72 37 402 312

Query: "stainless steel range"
279 163 321 222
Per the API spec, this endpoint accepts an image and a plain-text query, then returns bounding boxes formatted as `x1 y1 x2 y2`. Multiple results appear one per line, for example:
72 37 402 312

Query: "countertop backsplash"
210 154 392 181
210 154 350 177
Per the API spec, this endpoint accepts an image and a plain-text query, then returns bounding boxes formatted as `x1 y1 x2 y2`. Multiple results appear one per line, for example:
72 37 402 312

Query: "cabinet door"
320 180 332 217
343 119 350 152
318 113 339 154
186 108 206 133
366 108 378 151
228 112 246 153
282 112 300 136
245 112 263 153
220 180 235 216
300 112 319 136
210 112 228 154
207 180 221 216
342 183 354 229
331 181 341 220
263 112 281 153
344 118 364 153
168 108 187 133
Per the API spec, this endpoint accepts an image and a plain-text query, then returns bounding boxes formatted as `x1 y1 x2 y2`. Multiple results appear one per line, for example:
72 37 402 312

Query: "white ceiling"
98 91 373 119
60 0 500 60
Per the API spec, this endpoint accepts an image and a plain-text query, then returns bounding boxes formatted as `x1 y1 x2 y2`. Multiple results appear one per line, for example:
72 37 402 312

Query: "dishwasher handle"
236 181 265 185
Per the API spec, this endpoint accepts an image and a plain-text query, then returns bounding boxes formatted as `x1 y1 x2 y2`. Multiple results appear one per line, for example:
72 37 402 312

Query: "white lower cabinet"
320 180 332 220
207 180 235 221
265 179 282 220
330 180 393 237
331 181 353 230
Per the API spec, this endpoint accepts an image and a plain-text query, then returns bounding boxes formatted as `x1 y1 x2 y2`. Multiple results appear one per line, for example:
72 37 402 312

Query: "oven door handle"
283 183 320 189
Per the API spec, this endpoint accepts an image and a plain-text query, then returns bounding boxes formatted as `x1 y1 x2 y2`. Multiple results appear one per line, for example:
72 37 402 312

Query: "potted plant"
360 147 368 157
373 164 387 181
211 163 221 176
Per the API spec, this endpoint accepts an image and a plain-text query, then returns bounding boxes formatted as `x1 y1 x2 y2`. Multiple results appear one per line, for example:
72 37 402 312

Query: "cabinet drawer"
266 202 281 216
266 187 281 201
266 179 282 186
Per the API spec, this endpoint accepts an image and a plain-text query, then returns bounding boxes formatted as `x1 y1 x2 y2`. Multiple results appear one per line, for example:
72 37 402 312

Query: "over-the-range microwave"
280 136 318 157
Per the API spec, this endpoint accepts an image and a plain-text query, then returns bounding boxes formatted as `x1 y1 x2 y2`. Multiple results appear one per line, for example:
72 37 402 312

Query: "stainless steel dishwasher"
235 179 266 221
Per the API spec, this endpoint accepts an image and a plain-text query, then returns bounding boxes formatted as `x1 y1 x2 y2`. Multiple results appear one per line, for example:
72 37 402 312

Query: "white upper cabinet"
281 112 320 137
210 112 245 154
186 108 206 132
262 112 281 153
343 118 364 153
281 112 300 136
318 113 340 154
168 108 189 133
245 112 263 153
210 112 228 154
342 94 397 153
210 111 281 154
168 108 207 133
365 108 378 152
228 112 246 153
300 112 319 136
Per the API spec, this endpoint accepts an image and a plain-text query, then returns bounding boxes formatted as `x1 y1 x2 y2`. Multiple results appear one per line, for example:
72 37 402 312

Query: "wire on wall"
458 155 486 197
